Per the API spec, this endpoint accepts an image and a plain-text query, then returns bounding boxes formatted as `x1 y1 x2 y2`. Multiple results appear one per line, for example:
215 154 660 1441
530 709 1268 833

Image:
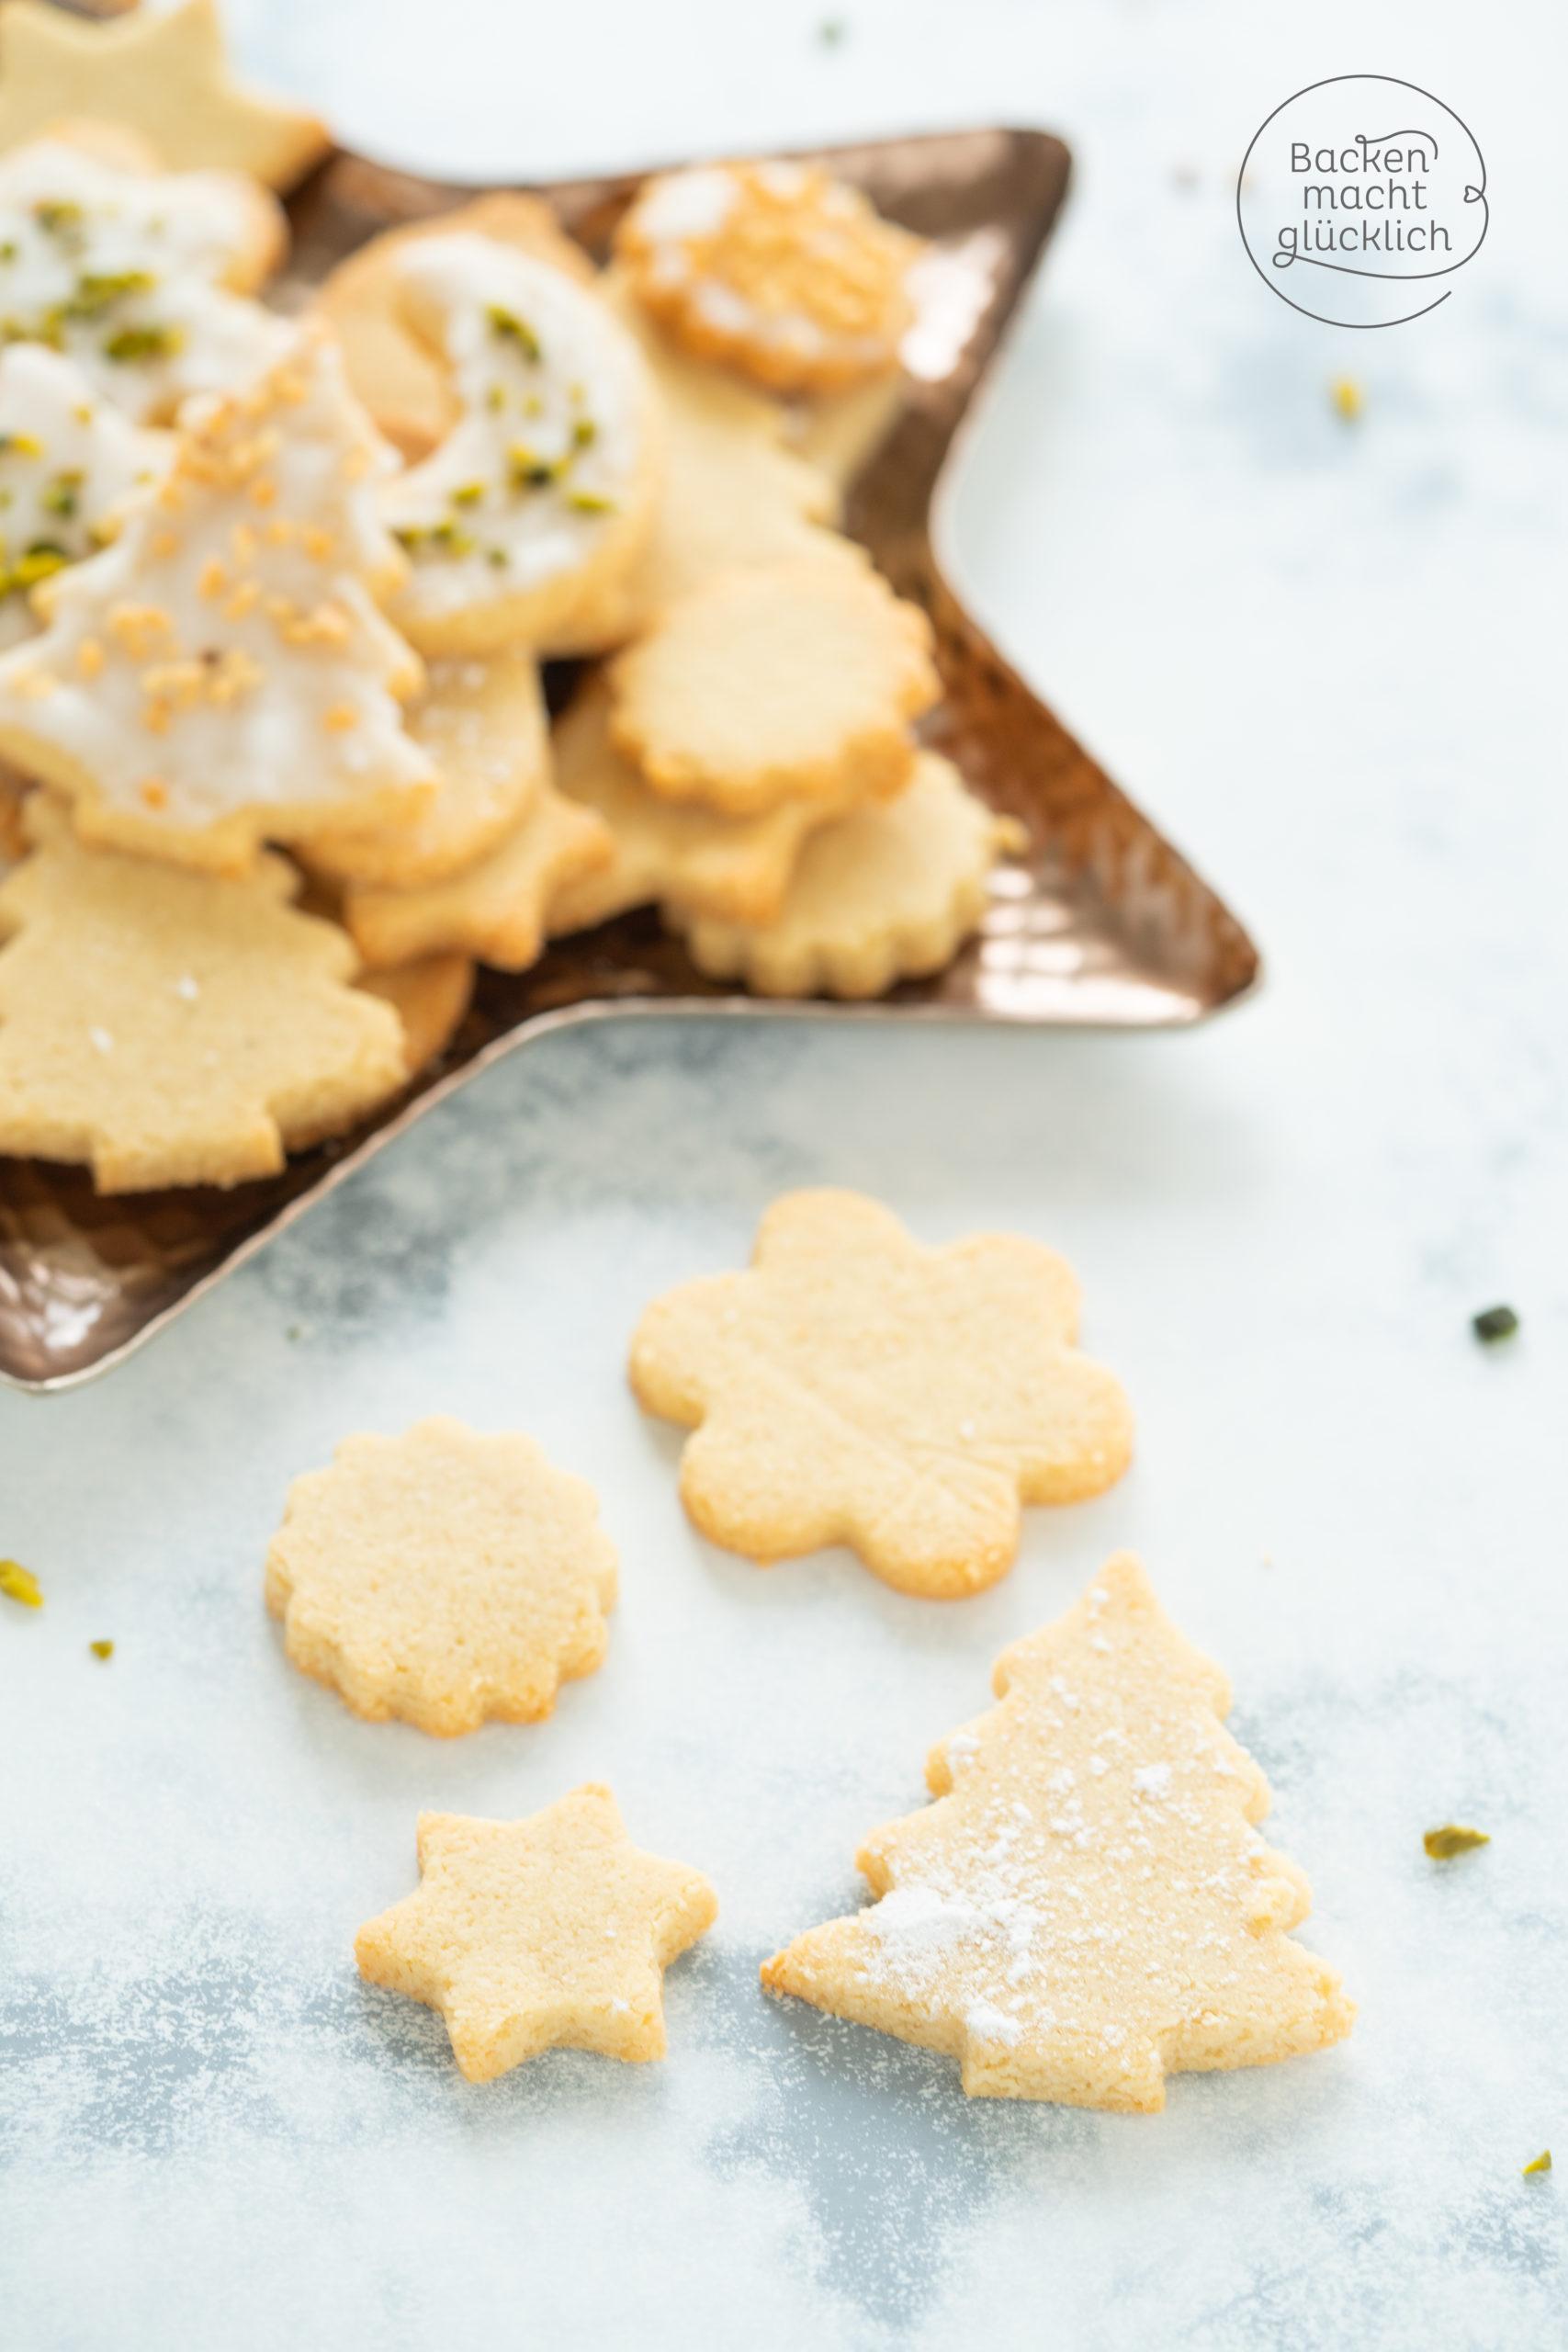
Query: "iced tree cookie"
607 560 938 817
0 326 440 874
0 128 288 423
382 233 662 656
0 345 171 649
358 951 472 1076
764 1554 1356 2108
674 751 1017 997
629 1188 1133 1597
356 1788 717 2080
615 160 922 395
265 1417 617 1736
343 778 613 972
549 673 846 932
316 193 596 461
305 651 548 890
0 0 332 190
0 797 404 1191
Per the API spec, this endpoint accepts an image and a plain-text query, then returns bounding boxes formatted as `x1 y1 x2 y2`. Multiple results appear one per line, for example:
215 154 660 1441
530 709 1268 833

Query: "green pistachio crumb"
89 1639 114 1660
487 304 542 361
1472 1304 1518 1343
1424 1824 1490 1860
568 491 615 514
103 322 183 364
449 482 485 506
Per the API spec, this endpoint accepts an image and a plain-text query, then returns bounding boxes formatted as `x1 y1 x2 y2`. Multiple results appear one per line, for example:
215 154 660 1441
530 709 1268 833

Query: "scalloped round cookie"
673 752 1017 998
607 560 938 818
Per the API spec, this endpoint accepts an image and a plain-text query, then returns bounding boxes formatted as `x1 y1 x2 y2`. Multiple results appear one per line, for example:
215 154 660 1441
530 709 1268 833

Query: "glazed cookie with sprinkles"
764 1555 1355 2108
0 343 170 649
0 324 440 874
608 559 939 817
0 127 289 423
0 797 406 1192
382 232 662 655
672 751 1020 999
615 160 923 396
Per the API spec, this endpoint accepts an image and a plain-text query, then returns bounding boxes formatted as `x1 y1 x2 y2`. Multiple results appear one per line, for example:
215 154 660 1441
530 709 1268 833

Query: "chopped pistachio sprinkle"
1523 2151 1552 2175
0 1559 43 1608
1472 1304 1519 1344
104 322 182 365
486 304 542 362
1424 1824 1490 1860
89 1639 115 1660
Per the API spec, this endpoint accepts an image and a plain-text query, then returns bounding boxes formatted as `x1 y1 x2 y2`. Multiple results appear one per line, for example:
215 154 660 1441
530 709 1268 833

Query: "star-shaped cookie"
265 1415 618 1736
355 1787 719 2080
0 0 332 190
630 1187 1133 1597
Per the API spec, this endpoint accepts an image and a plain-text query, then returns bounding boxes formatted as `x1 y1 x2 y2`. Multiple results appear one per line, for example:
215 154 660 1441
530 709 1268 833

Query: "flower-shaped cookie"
356 1787 718 2080
630 1189 1133 1597
265 1416 619 1736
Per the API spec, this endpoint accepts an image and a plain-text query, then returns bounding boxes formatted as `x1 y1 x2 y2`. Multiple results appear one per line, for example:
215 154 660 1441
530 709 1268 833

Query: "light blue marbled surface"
3 1 1567 2345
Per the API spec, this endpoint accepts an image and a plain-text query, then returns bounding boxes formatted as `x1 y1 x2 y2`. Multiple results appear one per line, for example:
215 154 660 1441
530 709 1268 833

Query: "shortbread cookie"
549 673 851 932
607 560 938 816
0 345 171 650
0 129 288 424
675 752 1016 997
356 1788 718 2080
382 233 662 657
316 194 596 461
629 1188 1133 1598
545 283 861 653
265 1417 617 1736
0 797 404 1191
344 778 614 971
0 0 332 190
0 327 439 875
764 1554 1356 2108
358 951 472 1076
615 160 922 395
305 652 547 890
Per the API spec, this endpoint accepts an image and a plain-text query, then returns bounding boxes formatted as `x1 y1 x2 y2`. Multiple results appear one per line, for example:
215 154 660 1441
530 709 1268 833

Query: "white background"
3 1 1566 2345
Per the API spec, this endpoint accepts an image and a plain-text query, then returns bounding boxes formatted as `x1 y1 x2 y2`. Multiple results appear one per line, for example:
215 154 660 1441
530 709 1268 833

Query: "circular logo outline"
1236 74 1488 329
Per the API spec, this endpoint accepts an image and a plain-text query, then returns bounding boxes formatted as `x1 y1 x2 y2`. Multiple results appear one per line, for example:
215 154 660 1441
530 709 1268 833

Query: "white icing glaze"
0 328 435 835
382 233 652 625
0 139 288 424
632 166 739 245
0 344 171 650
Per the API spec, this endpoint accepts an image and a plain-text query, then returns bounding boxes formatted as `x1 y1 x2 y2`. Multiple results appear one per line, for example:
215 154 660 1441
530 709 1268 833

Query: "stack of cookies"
0 88 1020 1195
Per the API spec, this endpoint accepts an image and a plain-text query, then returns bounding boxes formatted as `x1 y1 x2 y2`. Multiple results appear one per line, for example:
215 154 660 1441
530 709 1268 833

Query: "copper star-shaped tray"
0 127 1259 1393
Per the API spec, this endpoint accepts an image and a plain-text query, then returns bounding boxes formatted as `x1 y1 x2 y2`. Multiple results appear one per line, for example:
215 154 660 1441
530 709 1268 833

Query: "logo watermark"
1238 75 1486 326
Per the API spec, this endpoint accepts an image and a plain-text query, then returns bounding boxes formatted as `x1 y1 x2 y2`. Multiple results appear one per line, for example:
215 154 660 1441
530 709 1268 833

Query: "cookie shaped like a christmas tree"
764 1554 1355 2109
0 322 437 873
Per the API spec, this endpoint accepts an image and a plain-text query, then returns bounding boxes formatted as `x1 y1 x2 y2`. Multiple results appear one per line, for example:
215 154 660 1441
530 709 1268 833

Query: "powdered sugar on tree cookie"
764 1554 1355 2108
0 324 439 872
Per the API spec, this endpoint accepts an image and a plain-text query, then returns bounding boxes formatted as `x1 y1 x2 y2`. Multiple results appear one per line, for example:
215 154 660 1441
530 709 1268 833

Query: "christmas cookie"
358 951 472 1077
342 777 614 972
549 673 847 932
547 283 860 654
0 0 332 191
265 1416 617 1736
0 127 288 423
0 326 438 875
629 1188 1133 1598
674 751 1017 997
615 160 922 395
0 344 171 650
763 1554 1356 2109
306 651 547 890
382 233 662 656
0 797 404 1191
316 193 596 461
607 560 938 817
355 1787 718 2080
